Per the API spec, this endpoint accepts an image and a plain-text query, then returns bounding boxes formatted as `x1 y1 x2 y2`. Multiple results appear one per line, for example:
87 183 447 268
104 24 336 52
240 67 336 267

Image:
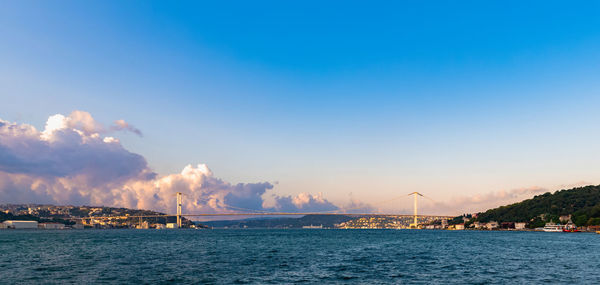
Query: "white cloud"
0 116 150 183
270 192 339 212
0 111 338 216
5 111 575 218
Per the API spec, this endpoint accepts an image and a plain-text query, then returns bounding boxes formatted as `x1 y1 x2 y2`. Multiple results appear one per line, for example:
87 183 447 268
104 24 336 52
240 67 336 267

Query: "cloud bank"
2 111 582 218
0 111 338 215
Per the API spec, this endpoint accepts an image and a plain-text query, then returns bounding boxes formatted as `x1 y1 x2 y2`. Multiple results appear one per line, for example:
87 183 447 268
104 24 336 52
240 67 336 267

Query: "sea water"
1 229 599 284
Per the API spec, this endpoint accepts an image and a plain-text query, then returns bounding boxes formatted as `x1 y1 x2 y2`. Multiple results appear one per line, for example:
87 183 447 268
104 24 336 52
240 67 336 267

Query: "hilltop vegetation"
473 185 600 228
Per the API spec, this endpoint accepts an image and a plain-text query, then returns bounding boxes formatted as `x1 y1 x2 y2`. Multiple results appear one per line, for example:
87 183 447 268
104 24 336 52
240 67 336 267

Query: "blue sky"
2 1 600 212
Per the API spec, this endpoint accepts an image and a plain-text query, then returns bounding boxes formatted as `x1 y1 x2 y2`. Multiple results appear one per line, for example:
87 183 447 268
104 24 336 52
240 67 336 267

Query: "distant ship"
562 221 579 232
562 228 580 232
542 223 563 232
302 225 323 229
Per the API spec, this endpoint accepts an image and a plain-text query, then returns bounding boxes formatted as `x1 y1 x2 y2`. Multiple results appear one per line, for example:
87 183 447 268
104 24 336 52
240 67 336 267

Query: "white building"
166 223 178 229
486 221 499 230
455 224 465 230
38 223 65 229
515 222 527 230
3 220 38 229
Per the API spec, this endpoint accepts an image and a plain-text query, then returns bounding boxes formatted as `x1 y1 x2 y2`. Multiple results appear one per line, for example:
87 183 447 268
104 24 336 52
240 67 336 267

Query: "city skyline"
2 1 600 215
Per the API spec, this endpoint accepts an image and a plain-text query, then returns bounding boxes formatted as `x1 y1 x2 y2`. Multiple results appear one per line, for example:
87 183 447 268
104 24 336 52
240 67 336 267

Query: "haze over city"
2 1 600 216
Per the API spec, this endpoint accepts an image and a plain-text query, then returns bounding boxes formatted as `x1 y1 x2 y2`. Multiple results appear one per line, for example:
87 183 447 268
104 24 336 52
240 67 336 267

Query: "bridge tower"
409 192 423 228
176 192 183 228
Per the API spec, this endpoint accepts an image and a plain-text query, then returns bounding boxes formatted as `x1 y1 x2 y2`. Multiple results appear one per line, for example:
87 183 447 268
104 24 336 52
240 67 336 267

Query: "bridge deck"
78 213 454 220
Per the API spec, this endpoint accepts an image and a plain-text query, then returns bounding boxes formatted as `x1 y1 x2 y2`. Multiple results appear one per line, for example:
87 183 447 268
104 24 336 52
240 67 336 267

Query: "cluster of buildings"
0 204 135 220
468 221 527 230
0 219 193 230
134 221 183 229
333 214 535 231
76 217 192 229
2 205 74 216
452 215 598 232
0 204 187 230
335 215 449 229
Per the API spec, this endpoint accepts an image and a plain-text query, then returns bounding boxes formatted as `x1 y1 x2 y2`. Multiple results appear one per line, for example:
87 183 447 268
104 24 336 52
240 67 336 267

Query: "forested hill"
474 185 600 227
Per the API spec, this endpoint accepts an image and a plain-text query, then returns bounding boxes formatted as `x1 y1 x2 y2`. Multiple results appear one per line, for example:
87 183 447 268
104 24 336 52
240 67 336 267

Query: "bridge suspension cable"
188 192 437 216
77 192 449 224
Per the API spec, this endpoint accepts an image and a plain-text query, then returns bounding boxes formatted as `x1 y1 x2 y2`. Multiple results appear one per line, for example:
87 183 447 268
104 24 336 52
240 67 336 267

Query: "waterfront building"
515 222 527 230
166 223 178 229
38 223 65 229
0 223 7 229
3 220 38 229
588 225 600 232
486 221 499 230
455 224 465 230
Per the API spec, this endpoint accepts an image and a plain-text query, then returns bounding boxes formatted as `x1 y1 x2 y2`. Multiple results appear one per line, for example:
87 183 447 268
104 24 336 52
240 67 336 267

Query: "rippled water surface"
1 229 599 284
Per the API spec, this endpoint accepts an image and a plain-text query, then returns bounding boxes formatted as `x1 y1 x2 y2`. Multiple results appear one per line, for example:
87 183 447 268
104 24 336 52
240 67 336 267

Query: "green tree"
574 215 588 227
587 217 600 226
528 217 545 229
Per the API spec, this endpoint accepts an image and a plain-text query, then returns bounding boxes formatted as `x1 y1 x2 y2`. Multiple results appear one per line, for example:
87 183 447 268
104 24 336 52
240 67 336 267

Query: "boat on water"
562 221 579 232
542 223 563 232
562 228 580 232
302 225 323 229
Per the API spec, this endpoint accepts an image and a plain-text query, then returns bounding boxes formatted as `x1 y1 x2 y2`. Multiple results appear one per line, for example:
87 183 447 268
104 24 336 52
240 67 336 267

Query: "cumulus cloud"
270 192 339 212
0 113 154 206
64 110 105 135
0 115 150 184
5 114 589 219
38 110 143 138
0 111 339 216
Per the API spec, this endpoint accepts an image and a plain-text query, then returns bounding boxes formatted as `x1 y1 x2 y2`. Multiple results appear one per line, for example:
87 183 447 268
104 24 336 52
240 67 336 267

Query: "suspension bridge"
79 192 455 228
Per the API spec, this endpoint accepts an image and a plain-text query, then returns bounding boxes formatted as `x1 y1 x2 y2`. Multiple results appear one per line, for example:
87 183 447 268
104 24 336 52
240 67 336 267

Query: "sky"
1 1 600 216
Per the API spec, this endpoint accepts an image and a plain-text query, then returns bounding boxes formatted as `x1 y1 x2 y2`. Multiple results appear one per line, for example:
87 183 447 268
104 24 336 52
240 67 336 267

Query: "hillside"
473 185 600 228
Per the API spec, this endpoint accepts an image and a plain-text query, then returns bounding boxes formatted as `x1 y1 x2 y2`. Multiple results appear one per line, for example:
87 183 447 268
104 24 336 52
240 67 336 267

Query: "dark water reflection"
1 229 599 284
